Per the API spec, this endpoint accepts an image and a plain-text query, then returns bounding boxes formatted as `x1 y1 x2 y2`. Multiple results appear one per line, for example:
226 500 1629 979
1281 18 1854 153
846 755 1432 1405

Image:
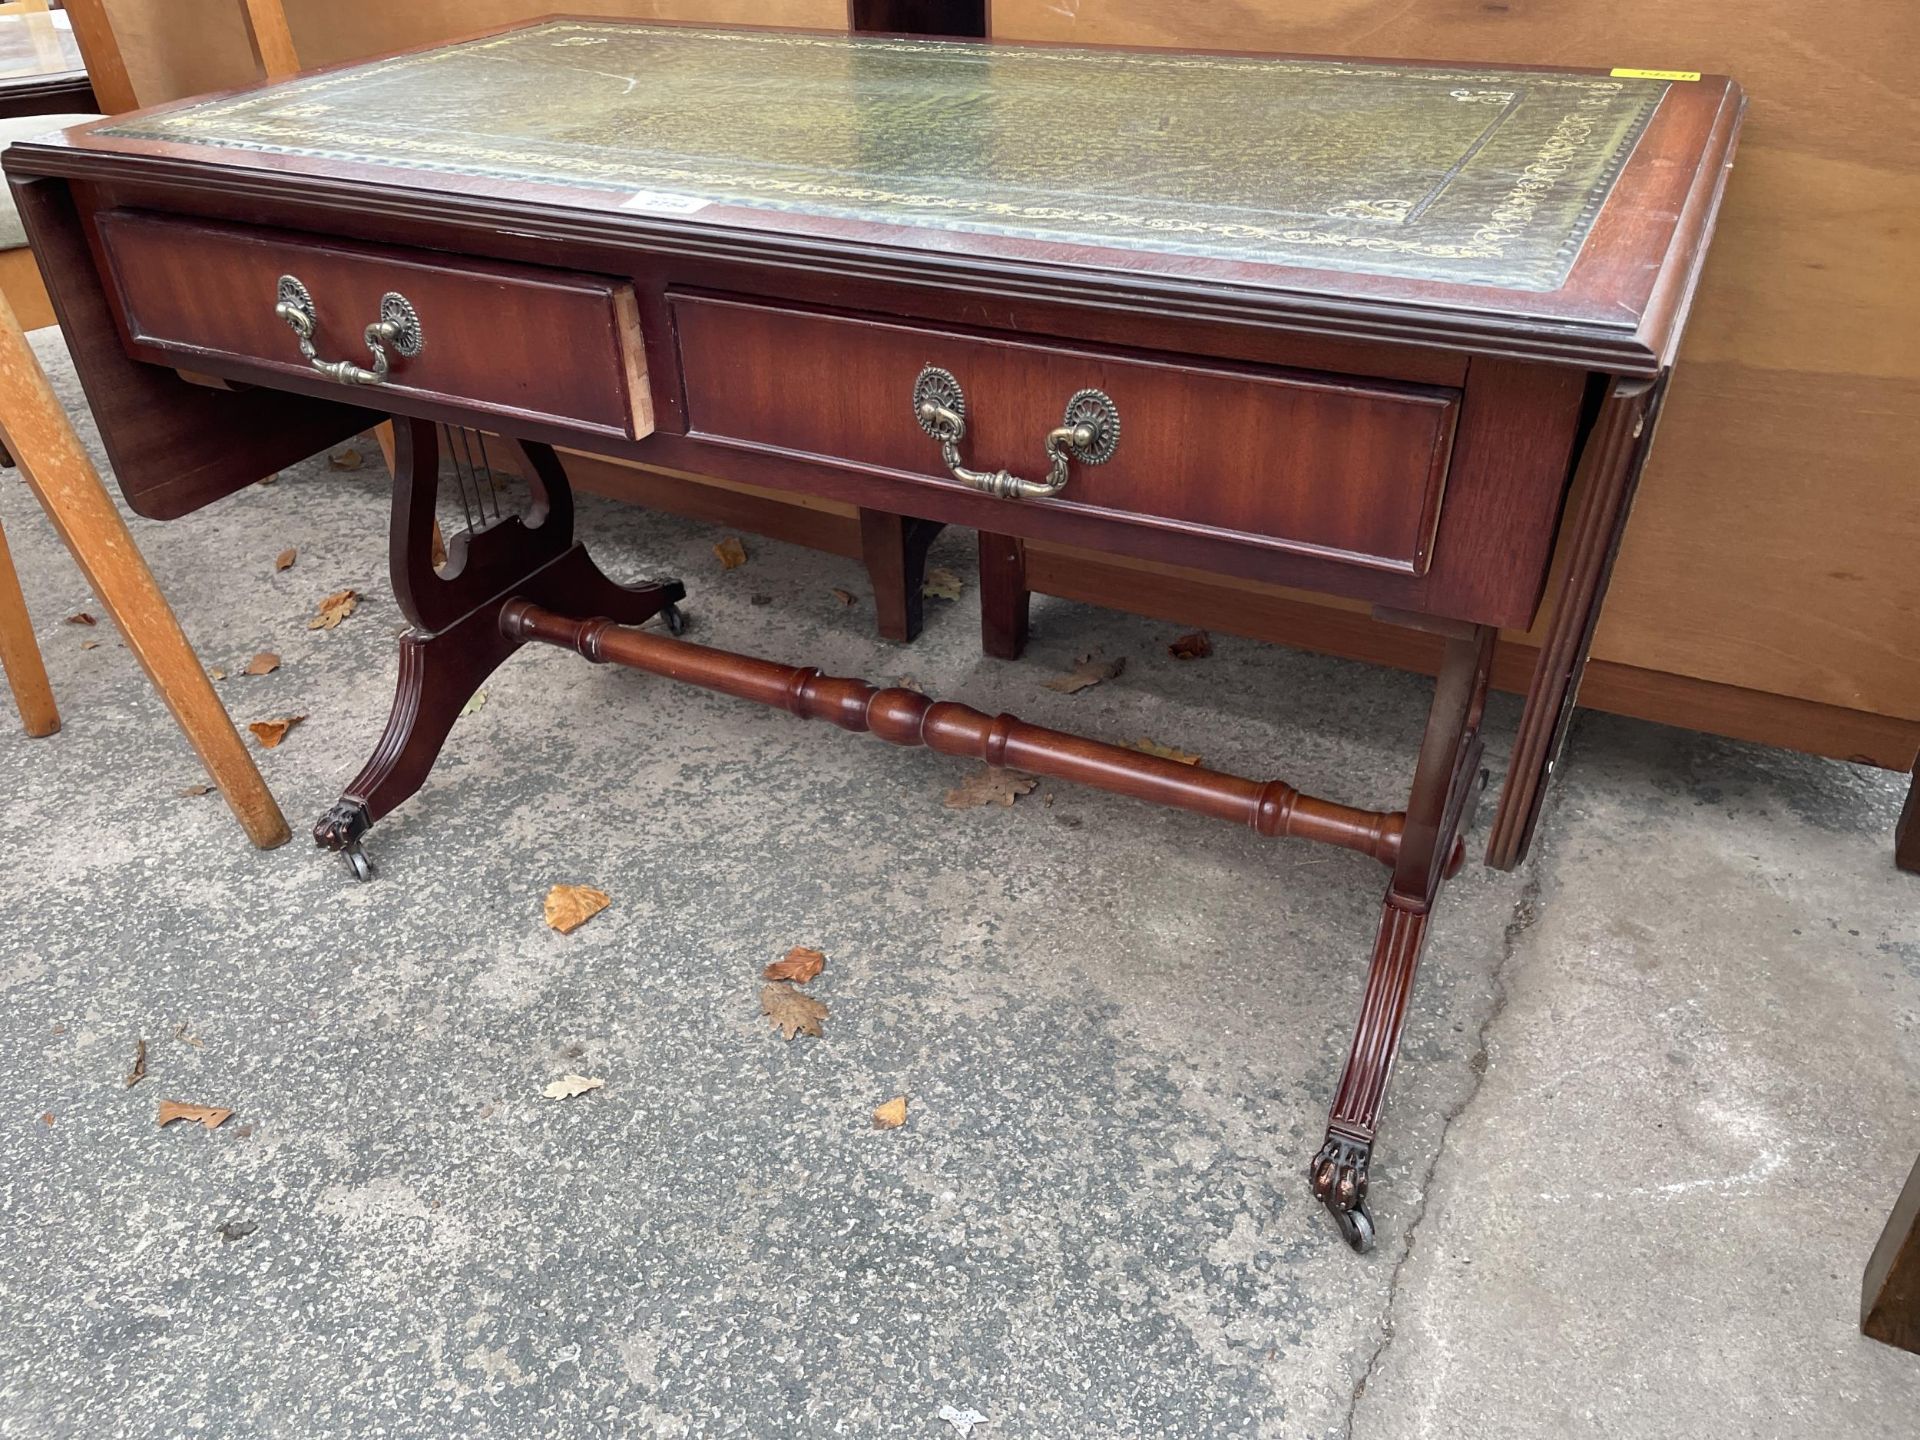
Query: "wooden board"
76 1 850 110
988 0 1920 735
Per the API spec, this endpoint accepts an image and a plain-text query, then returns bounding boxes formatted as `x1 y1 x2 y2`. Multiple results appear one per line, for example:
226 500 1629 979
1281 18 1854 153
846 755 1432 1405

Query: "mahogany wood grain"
0 512 57 735
0 285 288 846
673 293 1462 578
1487 375 1663 869
1863 1151 1920 1352
93 210 655 443
12 175 371 518
501 597 1433 872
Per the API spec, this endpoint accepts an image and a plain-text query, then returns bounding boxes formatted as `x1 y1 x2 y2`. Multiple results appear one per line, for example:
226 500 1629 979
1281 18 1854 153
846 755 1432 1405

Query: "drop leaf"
125 1038 148 1088
65 611 96 626
873 1096 908 1130
544 884 610 935
764 946 826 984
713 536 748 570
248 715 306 749
761 983 828 1041
458 690 488 718
921 567 963 601
944 767 1038 809
1044 653 1125 694
243 651 280 676
830 587 856 607
328 448 364 471
274 547 297 571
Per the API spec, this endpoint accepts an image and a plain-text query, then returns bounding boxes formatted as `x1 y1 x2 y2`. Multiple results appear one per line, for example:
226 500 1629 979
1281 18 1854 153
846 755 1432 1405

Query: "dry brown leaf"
873 1096 908 1130
542 1074 604 1100
248 715 306 749
761 982 828 1041
208 667 227 681
157 1100 232 1130
40 1112 53 1126
1044 653 1126 694
544 883 610 935
830 587 856 607
921 566 963 600
274 547 297 572
430 522 448 570
79 640 101 651
173 1022 205 1048
125 1038 148 1088
944 767 1038 809
328 447 364 471
713 536 748 570
65 611 96 626
1132 737 1203 766
764 946 826 984
243 651 280 677
178 784 214 798
308 588 359 630
1169 631 1213 660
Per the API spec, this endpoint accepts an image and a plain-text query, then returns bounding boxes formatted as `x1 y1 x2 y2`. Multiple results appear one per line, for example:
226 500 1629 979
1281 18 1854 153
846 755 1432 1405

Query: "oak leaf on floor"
157 1100 231 1130
1169 631 1213 660
765 946 826 984
178 784 214 798
65 612 96 626
328 448 364 471
1044 652 1125 694
1132 737 1202 766
873 1096 907 1129
125 1038 147 1088
921 567 963 601
275 547 297 572
944 767 1038 809
542 1074 604 1100
79 640 100 650
830 587 856 607
248 715 306 749
761 982 828 1041
713 536 748 570
243 651 280 676
308 588 359 630
544 883 610 935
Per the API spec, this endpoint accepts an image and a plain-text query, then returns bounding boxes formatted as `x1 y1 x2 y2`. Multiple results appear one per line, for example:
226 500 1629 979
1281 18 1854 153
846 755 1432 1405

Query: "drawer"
671 295 1460 575
92 211 654 441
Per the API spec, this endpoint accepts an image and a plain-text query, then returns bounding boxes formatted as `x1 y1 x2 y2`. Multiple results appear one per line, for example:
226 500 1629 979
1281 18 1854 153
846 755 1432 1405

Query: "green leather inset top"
102 21 1668 291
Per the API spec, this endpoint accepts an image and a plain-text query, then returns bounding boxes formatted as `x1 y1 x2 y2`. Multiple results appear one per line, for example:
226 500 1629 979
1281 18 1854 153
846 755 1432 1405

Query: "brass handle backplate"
911 365 1119 500
275 274 423 387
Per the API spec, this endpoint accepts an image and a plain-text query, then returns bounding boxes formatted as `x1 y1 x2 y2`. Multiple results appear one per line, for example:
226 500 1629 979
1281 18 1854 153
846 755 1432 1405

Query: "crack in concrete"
1338 861 1548 1440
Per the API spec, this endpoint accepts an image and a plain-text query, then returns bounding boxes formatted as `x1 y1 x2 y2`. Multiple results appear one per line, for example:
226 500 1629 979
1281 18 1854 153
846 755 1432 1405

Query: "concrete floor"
0 330 1916 1438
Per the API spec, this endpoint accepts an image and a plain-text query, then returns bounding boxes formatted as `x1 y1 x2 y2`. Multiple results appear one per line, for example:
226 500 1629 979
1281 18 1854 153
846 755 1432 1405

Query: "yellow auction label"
1610 67 1701 81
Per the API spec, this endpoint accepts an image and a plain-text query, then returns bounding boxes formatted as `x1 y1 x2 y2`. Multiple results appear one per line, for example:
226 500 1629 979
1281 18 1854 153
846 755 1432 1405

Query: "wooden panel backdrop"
985 1 1920 772
60 0 1920 778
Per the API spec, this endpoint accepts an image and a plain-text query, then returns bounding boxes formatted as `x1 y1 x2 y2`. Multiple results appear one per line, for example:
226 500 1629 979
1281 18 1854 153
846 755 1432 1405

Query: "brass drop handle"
274 273 423 386
912 365 1120 501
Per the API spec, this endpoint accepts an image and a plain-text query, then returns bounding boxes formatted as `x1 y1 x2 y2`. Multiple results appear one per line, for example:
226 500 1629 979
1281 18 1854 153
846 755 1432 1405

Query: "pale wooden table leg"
0 513 59 736
0 293 290 848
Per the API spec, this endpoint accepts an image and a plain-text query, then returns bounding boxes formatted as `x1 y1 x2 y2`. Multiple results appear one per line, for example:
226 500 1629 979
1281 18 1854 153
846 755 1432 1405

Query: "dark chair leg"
1311 626 1495 1252
1863 1151 1920 1352
859 508 943 643
978 531 1029 660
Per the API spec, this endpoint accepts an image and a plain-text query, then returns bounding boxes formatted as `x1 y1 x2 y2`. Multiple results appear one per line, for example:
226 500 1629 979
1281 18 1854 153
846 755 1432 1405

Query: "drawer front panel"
94 211 653 440
672 295 1459 574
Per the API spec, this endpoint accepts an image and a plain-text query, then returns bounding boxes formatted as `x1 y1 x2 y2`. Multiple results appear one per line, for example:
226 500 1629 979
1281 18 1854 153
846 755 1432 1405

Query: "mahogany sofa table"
2 19 1741 1251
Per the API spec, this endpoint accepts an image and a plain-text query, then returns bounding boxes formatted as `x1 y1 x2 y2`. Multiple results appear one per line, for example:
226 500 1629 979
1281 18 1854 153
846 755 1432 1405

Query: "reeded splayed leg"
315 417 683 878
1312 625 1495 1252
